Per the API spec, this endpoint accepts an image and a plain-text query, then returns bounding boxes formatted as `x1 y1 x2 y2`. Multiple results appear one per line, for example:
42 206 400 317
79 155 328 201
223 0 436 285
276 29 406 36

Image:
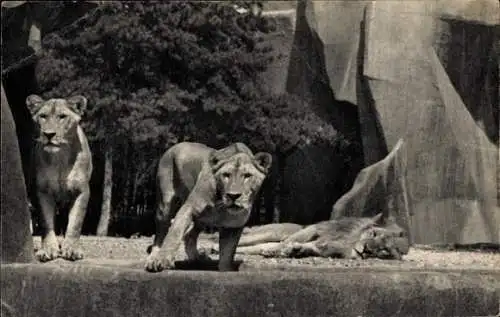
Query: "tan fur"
26 94 92 262
209 214 410 260
145 142 272 272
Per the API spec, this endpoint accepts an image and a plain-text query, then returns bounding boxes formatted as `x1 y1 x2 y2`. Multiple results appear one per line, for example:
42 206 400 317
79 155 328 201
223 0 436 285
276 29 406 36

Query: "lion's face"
210 150 272 214
348 213 410 260
355 225 410 260
26 95 87 153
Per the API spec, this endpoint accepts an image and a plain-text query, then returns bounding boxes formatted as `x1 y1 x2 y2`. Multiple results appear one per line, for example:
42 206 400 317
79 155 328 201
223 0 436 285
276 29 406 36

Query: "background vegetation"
6 1 354 236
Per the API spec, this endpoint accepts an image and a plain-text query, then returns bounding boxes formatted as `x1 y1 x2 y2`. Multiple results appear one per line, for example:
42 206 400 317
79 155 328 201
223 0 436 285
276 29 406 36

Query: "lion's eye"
39 114 47 120
243 173 252 179
58 114 67 120
222 172 231 179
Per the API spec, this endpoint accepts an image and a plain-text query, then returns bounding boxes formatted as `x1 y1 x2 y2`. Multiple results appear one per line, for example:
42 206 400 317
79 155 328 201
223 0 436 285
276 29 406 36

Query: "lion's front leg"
218 227 244 271
145 206 193 272
184 223 211 262
36 192 60 262
60 188 89 261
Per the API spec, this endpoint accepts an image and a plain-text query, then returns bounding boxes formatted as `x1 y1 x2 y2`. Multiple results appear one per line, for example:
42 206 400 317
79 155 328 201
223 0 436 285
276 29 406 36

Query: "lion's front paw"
60 246 84 261
36 246 60 262
194 249 212 262
203 244 219 255
144 253 175 273
260 248 282 258
279 243 303 258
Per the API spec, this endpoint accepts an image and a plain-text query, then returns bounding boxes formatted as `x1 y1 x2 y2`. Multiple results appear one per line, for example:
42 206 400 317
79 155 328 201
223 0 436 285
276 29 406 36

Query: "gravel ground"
33 236 500 271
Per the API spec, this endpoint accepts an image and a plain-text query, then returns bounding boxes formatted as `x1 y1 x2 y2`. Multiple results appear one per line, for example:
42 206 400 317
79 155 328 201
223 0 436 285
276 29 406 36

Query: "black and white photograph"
1 1 499 316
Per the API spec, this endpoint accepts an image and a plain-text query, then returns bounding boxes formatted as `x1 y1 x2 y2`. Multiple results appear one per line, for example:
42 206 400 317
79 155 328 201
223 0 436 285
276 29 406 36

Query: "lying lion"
145 142 272 272
207 213 410 260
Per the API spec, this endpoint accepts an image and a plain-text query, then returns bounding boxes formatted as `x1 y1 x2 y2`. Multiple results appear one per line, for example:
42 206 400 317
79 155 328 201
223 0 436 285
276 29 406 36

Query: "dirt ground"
32 235 500 271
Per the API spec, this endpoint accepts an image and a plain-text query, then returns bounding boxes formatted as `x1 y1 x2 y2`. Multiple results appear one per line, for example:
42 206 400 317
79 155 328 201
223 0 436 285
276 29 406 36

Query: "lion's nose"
44 132 56 140
226 193 242 201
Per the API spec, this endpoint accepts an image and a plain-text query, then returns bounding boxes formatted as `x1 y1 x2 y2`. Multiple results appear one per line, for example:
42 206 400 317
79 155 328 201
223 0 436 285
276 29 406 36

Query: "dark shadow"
2 63 38 199
279 143 347 225
355 8 389 166
435 19 499 244
173 259 244 272
423 243 500 253
280 0 366 224
82 144 105 235
438 18 499 145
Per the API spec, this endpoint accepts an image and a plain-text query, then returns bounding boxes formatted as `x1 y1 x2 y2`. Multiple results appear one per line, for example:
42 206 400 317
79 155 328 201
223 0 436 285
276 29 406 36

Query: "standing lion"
145 142 272 272
26 94 92 262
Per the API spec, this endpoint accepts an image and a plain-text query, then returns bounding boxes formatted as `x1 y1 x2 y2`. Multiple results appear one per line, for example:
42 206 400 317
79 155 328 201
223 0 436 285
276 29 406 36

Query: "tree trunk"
132 167 140 216
276 151 286 223
122 142 131 216
97 147 113 236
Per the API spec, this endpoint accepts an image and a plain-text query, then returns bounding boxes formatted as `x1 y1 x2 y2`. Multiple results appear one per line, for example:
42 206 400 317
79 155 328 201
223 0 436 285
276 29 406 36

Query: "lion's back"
312 217 393 246
171 142 212 160
157 142 214 191
313 217 376 239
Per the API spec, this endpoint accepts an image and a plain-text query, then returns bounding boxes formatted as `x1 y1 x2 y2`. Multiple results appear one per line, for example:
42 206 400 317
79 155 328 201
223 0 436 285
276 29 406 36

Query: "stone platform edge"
2 262 499 317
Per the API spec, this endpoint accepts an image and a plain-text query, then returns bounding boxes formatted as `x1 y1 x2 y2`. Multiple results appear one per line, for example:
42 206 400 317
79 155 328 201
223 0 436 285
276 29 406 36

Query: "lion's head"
208 143 272 214
26 94 88 153
353 213 410 260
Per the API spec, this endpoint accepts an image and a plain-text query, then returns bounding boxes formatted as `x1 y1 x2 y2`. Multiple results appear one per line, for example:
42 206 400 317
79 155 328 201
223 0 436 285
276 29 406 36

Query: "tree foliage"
36 1 345 152
35 2 351 230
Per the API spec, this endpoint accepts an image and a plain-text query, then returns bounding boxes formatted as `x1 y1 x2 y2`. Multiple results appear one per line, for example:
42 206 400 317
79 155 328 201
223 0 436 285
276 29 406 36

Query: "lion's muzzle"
225 192 242 202
222 192 249 210
41 141 62 153
44 131 56 140
38 132 68 153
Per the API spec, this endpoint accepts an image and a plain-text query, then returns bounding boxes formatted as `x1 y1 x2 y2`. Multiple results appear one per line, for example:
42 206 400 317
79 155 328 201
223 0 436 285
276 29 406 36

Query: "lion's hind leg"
147 175 181 256
238 242 282 256
205 223 302 248
315 239 359 259
209 242 283 256
238 223 303 246
282 224 321 244
238 231 288 247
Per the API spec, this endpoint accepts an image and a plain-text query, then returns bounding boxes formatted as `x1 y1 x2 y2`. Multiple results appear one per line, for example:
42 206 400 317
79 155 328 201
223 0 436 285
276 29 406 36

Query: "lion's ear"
371 212 387 226
209 143 251 171
66 95 88 116
208 150 223 171
254 152 272 173
25 94 45 116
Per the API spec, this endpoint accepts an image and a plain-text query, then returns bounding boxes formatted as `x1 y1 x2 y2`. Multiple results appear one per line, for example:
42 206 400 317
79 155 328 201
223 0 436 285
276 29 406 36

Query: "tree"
35 2 351 234
96 147 112 236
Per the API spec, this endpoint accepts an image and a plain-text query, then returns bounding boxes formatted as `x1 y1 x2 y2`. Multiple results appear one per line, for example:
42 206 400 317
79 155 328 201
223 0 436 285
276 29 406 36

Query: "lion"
207 213 410 260
26 94 92 262
145 142 272 272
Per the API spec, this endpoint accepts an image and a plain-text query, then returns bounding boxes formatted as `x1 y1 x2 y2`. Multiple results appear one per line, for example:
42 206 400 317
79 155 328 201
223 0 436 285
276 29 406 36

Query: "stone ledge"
2 263 499 317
